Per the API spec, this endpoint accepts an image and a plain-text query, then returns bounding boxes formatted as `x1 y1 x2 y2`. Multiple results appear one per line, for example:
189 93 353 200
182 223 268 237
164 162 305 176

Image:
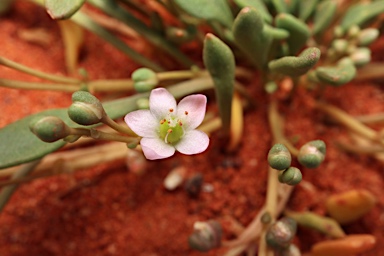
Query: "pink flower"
125 88 209 160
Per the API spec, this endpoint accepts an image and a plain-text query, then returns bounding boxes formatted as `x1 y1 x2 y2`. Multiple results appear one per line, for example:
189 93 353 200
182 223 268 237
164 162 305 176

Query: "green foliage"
312 0 337 36
340 1 384 32
275 13 310 55
233 7 272 69
268 47 321 77
234 0 272 23
315 58 356 86
45 0 85 19
174 0 234 28
298 0 319 21
203 33 235 136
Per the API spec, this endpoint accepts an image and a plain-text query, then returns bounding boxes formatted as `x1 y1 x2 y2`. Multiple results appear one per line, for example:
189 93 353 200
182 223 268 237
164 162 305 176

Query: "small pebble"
163 166 186 191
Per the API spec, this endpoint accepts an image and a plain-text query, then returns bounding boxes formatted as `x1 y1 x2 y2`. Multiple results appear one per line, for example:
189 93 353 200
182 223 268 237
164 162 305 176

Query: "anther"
167 129 173 133
169 108 174 112
178 121 183 126
160 119 165 124
185 111 188 115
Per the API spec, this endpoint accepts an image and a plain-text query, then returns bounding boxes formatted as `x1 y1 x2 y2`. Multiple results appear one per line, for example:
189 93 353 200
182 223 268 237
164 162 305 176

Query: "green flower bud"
30 116 70 142
350 47 371 67
189 220 222 252
357 28 379 46
331 39 348 54
298 140 326 168
165 26 192 44
268 143 292 171
266 217 297 250
347 25 360 39
132 68 158 93
68 91 105 125
278 167 302 186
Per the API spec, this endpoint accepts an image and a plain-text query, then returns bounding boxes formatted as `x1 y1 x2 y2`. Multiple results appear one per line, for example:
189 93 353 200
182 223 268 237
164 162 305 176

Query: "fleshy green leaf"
315 58 356 86
233 7 272 70
312 0 337 37
271 0 288 13
174 0 234 28
233 0 272 23
340 1 384 32
298 0 319 21
203 33 235 136
275 13 310 55
45 0 85 19
268 47 321 77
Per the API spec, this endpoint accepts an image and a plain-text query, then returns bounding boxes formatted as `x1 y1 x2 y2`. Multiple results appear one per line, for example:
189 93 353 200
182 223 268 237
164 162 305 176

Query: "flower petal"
176 94 207 130
174 130 209 155
140 137 175 160
150 88 177 120
124 110 158 137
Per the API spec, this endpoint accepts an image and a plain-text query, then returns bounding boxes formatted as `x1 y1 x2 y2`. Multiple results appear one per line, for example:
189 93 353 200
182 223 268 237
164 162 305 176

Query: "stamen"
169 108 174 112
160 119 165 124
185 111 188 115
178 121 183 126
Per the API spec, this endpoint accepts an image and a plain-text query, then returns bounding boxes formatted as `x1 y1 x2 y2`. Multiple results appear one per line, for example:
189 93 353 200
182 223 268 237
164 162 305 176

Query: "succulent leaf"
275 13 310 55
233 0 272 23
45 0 85 19
268 47 321 77
315 58 356 86
298 0 319 21
233 7 272 70
340 1 384 32
312 0 337 37
285 211 346 239
174 0 234 28
203 33 235 136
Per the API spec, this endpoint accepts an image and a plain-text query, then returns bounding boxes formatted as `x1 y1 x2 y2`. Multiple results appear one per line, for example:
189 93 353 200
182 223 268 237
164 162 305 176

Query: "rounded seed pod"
266 217 297 250
188 220 222 252
298 140 326 168
30 116 71 142
268 143 292 171
132 68 158 93
68 91 105 125
278 167 302 186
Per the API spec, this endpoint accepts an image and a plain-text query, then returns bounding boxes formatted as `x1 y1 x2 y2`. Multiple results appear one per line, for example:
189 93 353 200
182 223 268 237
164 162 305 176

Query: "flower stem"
315 102 384 146
0 56 80 84
101 115 137 136
69 127 138 144
0 78 80 92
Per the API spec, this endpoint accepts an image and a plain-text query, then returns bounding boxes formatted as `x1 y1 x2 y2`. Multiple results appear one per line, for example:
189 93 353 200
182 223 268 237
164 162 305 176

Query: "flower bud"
68 91 105 125
298 140 326 168
357 28 379 46
165 26 192 44
132 68 158 93
189 220 222 252
30 116 70 142
331 39 348 54
266 217 297 250
268 143 292 171
278 167 302 186
350 47 371 67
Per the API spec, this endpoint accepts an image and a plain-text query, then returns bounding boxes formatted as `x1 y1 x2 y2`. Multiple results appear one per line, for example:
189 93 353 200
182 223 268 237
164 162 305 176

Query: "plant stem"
315 102 384 146
0 78 80 92
101 115 136 136
69 127 139 144
0 56 80 84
